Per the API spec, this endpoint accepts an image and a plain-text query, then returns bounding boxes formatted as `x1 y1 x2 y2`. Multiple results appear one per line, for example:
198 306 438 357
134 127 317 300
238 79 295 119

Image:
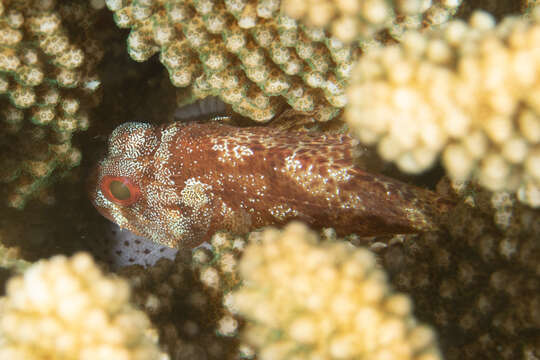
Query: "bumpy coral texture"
0 0 103 209
346 10 540 207
191 231 250 349
0 252 166 360
282 0 463 43
192 231 247 303
231 222 442 360
89 121 453 248
118 250 241 360
191 227 361 359
0 242 29 275
105 0 355 122
380 180 540 359
191 226 367 359
524 0 539 13
3 2 540 360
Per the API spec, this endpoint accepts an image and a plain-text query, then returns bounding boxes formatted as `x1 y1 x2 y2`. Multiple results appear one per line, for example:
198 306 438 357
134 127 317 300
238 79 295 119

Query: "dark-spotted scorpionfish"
89 121 453 248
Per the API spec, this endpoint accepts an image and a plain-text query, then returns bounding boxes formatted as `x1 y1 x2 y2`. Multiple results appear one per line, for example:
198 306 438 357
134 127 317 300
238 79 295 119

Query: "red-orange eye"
100 175 141 206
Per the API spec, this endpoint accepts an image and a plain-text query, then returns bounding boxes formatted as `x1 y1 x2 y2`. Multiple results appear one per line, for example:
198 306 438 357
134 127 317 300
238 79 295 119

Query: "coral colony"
0 1 539 360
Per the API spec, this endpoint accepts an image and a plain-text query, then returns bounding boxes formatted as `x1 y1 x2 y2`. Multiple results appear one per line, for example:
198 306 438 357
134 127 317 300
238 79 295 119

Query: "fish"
88 121 454 248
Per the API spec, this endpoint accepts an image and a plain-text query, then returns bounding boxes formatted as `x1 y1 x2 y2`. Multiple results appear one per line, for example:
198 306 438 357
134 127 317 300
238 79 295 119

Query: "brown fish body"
89 121 452 248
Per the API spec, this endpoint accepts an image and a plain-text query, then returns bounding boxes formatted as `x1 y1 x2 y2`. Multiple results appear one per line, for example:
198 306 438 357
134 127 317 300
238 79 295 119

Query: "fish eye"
100 175 141 206
109 180 131 200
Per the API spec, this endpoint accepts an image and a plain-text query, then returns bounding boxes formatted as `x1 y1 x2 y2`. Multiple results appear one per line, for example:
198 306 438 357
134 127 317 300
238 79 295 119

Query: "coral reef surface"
106 0 357 121
346 10 540 206
0 0 103 209
0 1 539 360
0 252 166 360
231 222 442 360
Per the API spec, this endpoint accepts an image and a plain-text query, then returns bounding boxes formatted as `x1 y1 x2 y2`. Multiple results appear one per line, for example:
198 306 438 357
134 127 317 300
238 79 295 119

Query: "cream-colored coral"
346 10 540 207
105 0 355 122
192 227 353 356
0 0 103 209
0 252 166 360
192 230 247 293
523 0 540 18
231 222 441 360
379 179 540 359
282 0 463 43
0 242 29 274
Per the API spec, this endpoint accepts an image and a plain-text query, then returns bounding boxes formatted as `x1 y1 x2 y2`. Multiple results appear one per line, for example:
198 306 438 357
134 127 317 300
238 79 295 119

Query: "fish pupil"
110 180 131 200
100 175 140 205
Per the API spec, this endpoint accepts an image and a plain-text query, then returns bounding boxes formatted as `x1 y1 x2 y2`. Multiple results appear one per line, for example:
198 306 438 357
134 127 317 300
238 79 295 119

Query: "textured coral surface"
106 0 356 122
0 253 165 360
232 222 443 360
0 0 103 209
379 180 540 359
346 9 540 206
0 1 539 359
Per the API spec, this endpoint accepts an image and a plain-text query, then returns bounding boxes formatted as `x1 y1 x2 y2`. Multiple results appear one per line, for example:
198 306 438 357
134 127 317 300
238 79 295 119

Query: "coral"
0 252 166 360
525 0 539 12
0 0 103 209
523 0 540 20
0 242 30 276
0 225 30 276
457 0 522 20
2 1 540 360
117 250 240 360
230 222 442 360
192 231 246 299
191 227 359 359
191 231 250 353
379 179 540 359
105 0 356 122
346 10 540 207
282 0 463 43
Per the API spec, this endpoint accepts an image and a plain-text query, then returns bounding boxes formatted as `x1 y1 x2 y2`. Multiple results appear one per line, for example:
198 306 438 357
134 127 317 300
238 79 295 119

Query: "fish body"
89 122 452 248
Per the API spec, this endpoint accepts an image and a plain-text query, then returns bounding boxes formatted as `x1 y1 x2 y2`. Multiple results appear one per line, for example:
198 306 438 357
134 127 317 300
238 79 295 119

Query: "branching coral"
191 227 367 359
105 0 356 122
230 222 442 360
191 227 360 359
1 2 539 360
118 250 240 360
190 230 251 355
0 252 166 360
0 0 103 209
0 242 30 275
346 10 540 207
282 0 463 43
524 0 539 13
379 179 540 359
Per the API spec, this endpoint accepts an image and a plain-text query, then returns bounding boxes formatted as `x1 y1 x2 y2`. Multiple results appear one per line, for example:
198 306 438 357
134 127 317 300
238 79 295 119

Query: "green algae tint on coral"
1 2 539 360
106 0 358 122
0 0 103 209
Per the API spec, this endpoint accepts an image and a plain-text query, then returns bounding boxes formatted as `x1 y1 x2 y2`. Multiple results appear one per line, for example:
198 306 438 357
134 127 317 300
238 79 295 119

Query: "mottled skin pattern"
89 122 454 248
